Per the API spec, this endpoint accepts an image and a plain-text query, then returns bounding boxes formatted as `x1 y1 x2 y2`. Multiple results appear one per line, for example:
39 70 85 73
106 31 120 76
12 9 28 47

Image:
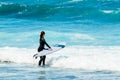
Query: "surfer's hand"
50 48 53 51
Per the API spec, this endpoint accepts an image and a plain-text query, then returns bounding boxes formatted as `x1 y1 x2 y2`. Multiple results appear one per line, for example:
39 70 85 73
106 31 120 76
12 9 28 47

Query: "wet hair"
40 31 45 38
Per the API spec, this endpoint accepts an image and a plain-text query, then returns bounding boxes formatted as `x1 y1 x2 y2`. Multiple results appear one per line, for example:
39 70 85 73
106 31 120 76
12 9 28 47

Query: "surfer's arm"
44 39 51 48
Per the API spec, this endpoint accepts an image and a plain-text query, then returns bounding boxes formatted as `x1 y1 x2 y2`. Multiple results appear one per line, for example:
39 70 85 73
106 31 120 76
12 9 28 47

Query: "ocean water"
0 0 120 80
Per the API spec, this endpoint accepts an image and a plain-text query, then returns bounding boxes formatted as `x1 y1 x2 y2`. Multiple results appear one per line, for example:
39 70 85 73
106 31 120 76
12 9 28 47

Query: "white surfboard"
33 42 66 59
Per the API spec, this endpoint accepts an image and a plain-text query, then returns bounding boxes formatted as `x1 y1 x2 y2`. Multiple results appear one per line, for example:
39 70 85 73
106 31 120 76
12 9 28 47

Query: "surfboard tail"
33 54 38 59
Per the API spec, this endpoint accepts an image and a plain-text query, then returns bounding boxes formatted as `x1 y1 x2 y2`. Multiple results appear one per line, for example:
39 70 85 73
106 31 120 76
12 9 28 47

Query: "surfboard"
33 42 66 59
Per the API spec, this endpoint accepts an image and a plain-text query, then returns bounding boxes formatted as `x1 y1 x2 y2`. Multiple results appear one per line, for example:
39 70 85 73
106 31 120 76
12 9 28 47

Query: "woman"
38 31 52 66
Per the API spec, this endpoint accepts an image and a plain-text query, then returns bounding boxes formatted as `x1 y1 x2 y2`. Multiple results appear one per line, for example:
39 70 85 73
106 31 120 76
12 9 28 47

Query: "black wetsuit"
38 38 51 66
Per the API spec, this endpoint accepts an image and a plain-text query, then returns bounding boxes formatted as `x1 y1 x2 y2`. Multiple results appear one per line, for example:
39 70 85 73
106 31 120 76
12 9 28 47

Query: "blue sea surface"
0 0 120 80
0 63 120 80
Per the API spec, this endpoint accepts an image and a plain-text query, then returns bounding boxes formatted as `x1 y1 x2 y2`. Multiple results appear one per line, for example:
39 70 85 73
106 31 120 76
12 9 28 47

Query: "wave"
0 46 120 71
0 2 120 22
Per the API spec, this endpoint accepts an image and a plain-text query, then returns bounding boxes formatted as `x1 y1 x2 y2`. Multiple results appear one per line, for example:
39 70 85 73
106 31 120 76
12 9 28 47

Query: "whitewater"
0 46 120 71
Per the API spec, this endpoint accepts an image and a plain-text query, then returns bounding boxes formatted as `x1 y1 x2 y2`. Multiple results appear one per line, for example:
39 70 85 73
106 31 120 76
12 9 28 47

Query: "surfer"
38 31 52 66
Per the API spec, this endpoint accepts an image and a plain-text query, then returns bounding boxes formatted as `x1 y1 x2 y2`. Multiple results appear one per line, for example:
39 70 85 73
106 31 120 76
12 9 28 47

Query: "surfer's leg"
38 49 44 66
43 55 46 66
39 56 43 66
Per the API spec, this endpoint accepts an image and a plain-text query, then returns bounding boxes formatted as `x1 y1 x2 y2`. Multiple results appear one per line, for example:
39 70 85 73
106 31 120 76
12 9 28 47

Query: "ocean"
0 0 120 80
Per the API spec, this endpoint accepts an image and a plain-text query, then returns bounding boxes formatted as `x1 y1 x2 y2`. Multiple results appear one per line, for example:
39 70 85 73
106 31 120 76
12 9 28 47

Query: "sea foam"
0 46 120 71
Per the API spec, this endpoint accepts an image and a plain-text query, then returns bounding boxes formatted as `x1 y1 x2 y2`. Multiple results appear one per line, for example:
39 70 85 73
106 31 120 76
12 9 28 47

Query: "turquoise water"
0 0 120 80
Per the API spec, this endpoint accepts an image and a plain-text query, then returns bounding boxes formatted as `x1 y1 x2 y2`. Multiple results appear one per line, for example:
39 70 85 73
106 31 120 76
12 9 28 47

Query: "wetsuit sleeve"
44 39 51 48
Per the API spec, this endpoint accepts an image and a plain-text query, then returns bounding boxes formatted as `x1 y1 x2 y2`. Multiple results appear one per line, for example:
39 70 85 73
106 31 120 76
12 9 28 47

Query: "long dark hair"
40 31 45 39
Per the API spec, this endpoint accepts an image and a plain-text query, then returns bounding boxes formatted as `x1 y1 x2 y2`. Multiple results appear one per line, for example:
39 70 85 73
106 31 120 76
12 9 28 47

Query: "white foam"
101 10 114 14
46 31 95 42
0 47 37 64
47 46 120 71
0 2 13 5
68 0 83 3
0 46 120 71
70 33 95 41
101 9 120 14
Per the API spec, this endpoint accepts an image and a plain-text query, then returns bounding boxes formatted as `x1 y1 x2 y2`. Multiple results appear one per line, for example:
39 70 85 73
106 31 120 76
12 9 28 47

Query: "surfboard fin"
33 54 38 59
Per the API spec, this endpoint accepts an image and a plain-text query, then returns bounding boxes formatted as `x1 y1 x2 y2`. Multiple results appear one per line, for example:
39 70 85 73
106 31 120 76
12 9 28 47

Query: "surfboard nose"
54 42 66 48
57 45 65 48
